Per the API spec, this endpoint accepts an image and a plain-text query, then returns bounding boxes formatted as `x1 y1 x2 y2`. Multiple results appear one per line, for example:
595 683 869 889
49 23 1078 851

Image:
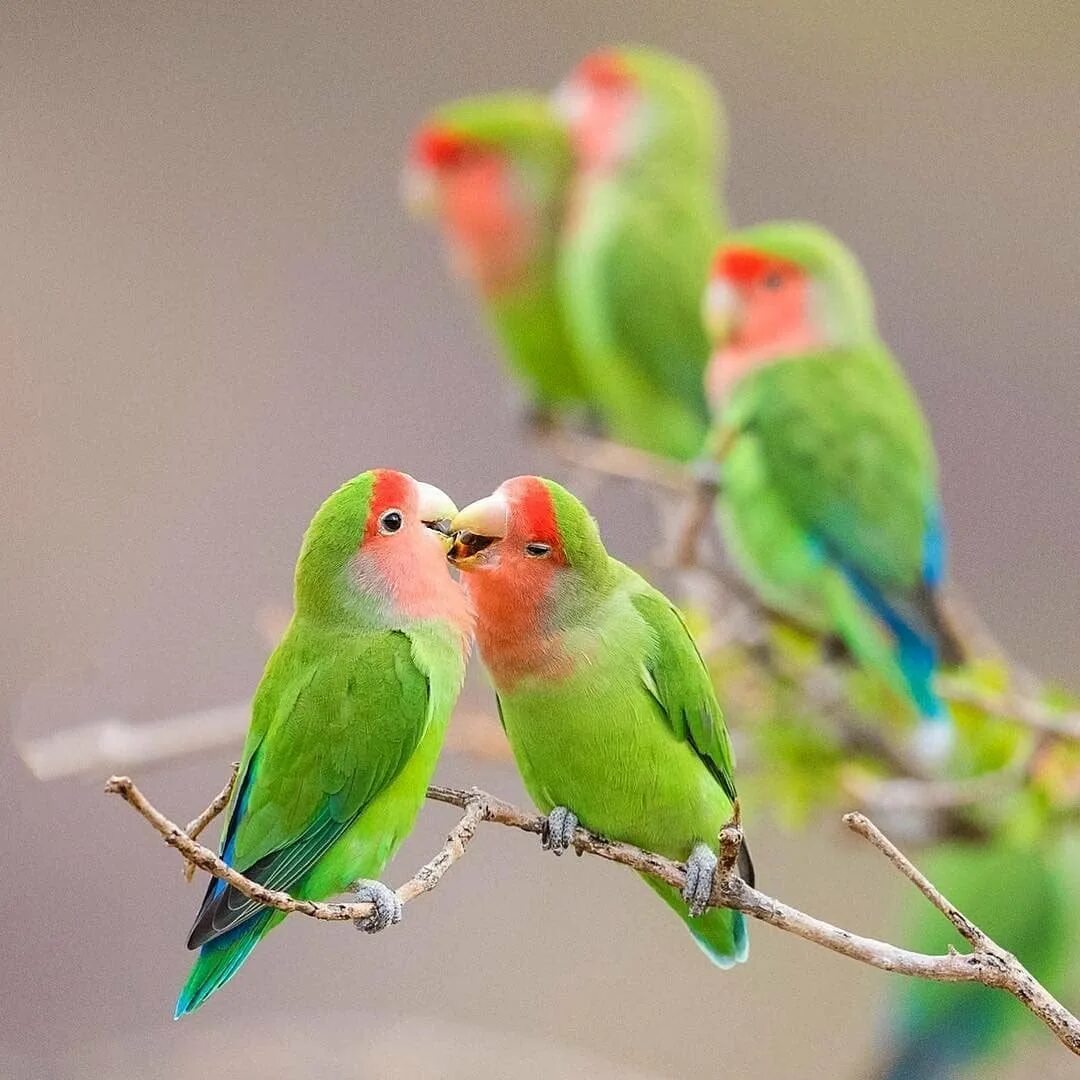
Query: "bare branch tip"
104 775 132 796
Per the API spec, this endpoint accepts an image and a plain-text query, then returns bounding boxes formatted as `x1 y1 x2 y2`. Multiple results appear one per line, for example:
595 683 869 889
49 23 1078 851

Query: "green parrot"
875 841 1070 1078
404 94 590 418
553 47 726 461
703 222 964 759
447 475 752 966
175 469 473 1016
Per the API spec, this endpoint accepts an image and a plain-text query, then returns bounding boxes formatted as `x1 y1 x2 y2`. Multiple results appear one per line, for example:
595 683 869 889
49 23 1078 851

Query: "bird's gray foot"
683 843 718 918
351 880 402 933
541 806 578 856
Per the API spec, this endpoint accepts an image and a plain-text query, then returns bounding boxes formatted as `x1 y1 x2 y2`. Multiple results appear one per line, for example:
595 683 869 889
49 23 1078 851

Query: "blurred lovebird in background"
552 48 725 461
702 222 963 764
404 95 590 425
408 46 726 461
876 840 1074 1079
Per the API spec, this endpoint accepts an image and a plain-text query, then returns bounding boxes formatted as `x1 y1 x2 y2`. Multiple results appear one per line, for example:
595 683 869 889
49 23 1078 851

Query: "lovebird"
175 469 473 1016
875 841 1069 1079
554 47 726 461
404 94 590 419
703 222 964 758
447 475 753 966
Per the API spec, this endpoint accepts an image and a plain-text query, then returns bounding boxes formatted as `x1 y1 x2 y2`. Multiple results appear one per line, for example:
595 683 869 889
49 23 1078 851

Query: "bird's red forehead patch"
713 247 801 284
412 126 470 170
366 469 413 538
506 477 561 550
576 51 633 91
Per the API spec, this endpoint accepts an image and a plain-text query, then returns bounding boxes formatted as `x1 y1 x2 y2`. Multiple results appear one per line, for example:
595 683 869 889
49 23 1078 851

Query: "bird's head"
552 47 721 176
703 222 878 402
296 469 469 633
404 95 572 296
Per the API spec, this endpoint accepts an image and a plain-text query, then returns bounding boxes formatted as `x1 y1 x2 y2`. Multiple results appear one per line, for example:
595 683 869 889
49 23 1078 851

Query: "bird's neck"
463 573 577 692
707 327 821 402
299 539 473 654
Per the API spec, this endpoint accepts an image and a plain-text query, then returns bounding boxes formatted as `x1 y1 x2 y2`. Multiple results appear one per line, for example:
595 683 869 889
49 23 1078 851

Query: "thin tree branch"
105 775 486 922
842 812 988 949
181 762 239 881
184 762 238 841
536 427 695 495
938 677 1080 741
108 774 1080 1057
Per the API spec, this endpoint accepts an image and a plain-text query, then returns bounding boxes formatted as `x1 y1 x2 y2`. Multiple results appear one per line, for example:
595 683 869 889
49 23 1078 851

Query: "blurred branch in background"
17 701 251 781
16 705 511 781
107 771 1080 1058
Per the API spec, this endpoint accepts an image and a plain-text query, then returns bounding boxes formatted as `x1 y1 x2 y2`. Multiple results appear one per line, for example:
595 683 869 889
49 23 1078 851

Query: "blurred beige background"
2 2 1078 1078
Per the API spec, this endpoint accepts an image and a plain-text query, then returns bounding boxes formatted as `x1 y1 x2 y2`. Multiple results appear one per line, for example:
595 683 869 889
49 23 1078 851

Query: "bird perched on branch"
405 94 589 423
554 47 726 461
703 222 964 760
175 470 473 1016
448 475 752 966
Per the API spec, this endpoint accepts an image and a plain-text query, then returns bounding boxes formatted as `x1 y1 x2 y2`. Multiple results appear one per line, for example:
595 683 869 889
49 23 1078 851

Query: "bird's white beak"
415 481 459 539
447 492 509 569
550 77 589 126
702 278 741 343
401 161 439 218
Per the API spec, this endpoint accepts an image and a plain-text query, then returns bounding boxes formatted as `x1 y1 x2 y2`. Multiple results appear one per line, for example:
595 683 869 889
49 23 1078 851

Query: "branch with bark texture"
106 774 486 923
107 773 1080 1057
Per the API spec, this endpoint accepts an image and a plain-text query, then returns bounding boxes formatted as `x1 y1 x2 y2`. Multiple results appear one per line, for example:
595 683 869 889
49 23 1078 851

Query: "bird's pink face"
354 469 472 637
404 126 534 295
703 247 820 403
553 51 640 173
445 476 569 682
446 475 564 580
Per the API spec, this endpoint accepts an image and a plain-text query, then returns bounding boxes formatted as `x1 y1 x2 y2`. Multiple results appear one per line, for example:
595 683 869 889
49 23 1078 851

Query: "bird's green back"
723 346 936 594
559 50 725 458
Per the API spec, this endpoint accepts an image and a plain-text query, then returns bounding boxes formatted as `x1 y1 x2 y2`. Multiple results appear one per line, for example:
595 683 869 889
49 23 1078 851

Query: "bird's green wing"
732 347 937 601
630 587 738 806
187 628 430 947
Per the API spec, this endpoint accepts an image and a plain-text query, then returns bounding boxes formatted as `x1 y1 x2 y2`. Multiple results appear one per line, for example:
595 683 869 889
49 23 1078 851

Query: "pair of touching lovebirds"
175 470 752 1017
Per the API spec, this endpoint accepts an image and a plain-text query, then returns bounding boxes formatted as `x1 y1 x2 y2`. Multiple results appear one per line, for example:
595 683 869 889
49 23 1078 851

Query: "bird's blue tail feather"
175 909 274 1018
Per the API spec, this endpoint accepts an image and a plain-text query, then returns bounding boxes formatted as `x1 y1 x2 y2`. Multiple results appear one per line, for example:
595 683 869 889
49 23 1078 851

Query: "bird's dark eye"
378 509 404 535
524 542 551 558
762 271 784 290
